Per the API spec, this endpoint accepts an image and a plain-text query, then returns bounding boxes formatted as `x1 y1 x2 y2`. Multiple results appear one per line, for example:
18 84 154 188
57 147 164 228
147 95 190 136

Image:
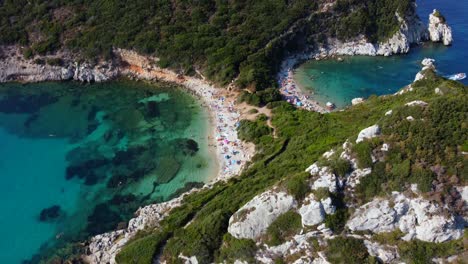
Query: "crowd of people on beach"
185 80 253 180
277 57 329 113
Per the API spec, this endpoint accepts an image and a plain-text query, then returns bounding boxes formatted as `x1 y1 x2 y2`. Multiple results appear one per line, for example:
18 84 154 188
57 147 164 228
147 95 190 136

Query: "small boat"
326 102 336 109
447 73 466 81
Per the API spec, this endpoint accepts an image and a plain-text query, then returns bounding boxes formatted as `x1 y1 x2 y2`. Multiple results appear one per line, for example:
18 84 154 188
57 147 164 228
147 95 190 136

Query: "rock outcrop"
356 125 381 143
428 9 453 46
347 193 465 243
85 188 200 264
0 46 118 83
228 190 296 239
299 194 336 226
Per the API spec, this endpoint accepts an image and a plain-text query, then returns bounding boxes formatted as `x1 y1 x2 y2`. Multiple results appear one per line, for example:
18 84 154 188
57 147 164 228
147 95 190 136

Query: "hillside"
1 0 416 89
77 61 466 264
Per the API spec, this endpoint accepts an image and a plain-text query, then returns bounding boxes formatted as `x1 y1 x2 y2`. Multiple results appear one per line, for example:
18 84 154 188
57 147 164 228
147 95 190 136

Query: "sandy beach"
117 49 255 182
277 54 330 113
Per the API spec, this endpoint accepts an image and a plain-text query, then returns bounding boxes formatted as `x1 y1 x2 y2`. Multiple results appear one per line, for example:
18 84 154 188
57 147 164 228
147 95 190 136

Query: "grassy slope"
115 73 467 263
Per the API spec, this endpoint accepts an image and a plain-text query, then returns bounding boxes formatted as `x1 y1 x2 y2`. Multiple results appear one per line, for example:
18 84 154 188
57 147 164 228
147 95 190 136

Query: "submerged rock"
228 190 296 239
39 205 62 222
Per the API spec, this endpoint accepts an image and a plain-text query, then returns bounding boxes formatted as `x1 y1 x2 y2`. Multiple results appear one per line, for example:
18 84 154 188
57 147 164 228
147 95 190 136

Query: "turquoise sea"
0 81 216 263
294 0 468 108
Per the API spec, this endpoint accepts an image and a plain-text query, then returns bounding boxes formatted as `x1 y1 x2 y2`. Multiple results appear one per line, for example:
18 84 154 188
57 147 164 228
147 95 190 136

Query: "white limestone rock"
347 193 465 243
356 125 381 143
310 166 339 193
228 190 296 239
321 197 336 215
406 100 428 107
347 199 398 233
352 97 365 105
299 199 325 226
364 240 399 263
385 110 393 116
428 9 453 46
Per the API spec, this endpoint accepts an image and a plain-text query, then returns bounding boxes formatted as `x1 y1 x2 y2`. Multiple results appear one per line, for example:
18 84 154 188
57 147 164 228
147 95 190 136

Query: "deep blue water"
295 0 467 108
0 81 216 263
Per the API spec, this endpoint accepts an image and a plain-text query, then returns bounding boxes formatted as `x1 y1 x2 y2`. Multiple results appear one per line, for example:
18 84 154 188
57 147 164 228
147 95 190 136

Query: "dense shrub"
325 236 376 264
237 118 272 144
116 232 168 264
217 234 257 263
266 211 302 246
353 141 374 169
285 172 310 201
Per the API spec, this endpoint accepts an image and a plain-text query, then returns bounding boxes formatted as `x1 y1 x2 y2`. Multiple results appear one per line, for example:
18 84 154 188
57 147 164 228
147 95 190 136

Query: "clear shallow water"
0 81 216 263
294 0 468 108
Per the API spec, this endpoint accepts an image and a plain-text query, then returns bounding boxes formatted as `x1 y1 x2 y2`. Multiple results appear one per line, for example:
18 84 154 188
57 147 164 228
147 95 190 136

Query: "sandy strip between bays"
277 54 331 113
116 49 255 182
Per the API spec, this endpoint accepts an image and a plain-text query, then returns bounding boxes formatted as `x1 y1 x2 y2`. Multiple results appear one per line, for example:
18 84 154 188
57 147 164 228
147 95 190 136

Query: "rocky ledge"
0 46 118 83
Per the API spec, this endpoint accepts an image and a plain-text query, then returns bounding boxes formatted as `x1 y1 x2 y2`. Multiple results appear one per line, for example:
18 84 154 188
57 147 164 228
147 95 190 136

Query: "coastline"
116 49 255 182
277 53 330 113
0 46 255 263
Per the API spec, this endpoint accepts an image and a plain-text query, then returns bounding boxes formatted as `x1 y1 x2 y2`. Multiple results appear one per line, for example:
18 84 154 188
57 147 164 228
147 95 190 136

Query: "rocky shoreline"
277 9 453 111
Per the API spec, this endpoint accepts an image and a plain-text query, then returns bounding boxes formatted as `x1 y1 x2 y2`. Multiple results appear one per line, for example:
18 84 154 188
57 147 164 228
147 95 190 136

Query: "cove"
294 0 468 109
0 80 217 263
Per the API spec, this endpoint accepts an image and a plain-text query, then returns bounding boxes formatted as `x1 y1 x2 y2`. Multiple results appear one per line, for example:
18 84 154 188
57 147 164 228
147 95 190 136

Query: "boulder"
356 125 380 143
351 98 364 105
299 196 326 226
228 190 296 239
428 10 453 46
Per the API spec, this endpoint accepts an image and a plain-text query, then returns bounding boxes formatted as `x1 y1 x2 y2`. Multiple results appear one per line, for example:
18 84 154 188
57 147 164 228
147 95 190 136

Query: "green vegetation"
238 88 282 107
116 232 168 264
325 236 377 264
353 141 374 169
237 117 272 144
107 72 463 263
0 0 414 88
399 237 466 264
285 172 310 201
265 211 302 246
217 234 257 263
334 0 414 42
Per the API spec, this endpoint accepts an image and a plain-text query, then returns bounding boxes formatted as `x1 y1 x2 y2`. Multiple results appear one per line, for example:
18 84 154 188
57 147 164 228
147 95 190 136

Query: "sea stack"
428 9 453 46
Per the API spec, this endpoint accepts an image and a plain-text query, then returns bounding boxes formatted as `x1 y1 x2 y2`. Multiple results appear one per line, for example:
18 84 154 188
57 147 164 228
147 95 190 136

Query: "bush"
216 234 257 263
285 172 310 201
325 236 376 264
237 119 272 144
398 239 464 264
328 158 352 177
353 141 374 169
116 232 167 264
266 211 302 246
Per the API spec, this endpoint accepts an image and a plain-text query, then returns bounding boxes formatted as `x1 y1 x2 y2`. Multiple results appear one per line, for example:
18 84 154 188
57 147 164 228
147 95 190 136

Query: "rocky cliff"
428 9 453 45
0 46 118 83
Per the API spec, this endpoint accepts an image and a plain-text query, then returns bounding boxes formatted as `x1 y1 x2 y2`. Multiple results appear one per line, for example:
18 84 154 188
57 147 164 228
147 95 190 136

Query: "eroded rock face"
347 193 465 243
0 46 118 83
428 9 453 46
356 125 381 143
228 190 296 239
